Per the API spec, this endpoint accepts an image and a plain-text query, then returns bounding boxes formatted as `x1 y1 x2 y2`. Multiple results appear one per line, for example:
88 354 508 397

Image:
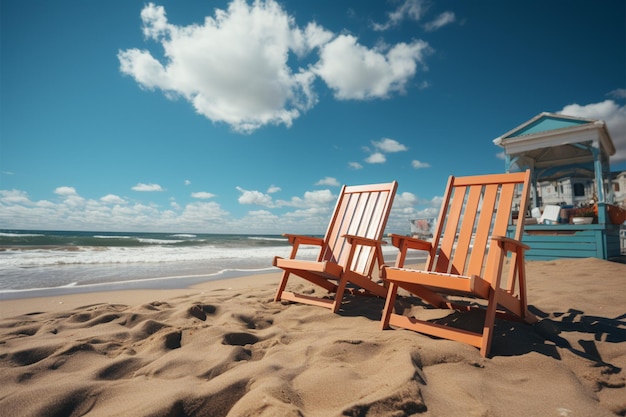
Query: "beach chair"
381 171 536 357
273 181 398 313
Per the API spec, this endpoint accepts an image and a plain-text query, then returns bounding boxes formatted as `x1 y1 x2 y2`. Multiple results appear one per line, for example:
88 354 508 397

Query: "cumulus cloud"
315 177 340 187
411 159 431 169
393 191 419 208
0 189 32 205
267 185 281 194
100 194 126 204
178 201 230 224
362 138 408 164
119 1 319 133
314 36 430 100
132 183 164 192
236 186 274 207
119 1 430 132
277 189 336 208
348 162 363 170
0 186 354 234
365 152 386 164
372 138 408 153
55 186 78 196
191 192 216 199
558 99 626 165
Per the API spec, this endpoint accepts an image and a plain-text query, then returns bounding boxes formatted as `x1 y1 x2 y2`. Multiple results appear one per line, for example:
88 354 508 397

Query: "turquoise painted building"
494 112 622 261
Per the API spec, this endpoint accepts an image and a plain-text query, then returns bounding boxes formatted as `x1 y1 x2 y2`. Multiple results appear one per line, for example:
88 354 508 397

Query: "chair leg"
381 282 398 330
332 275 349 313
480 288 499 357
274 271 291 302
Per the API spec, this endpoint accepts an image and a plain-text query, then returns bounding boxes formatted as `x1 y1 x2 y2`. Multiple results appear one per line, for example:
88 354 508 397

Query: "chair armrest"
491 235 530 253
282 234 324 246
388 233 432 252
280 234 325 261
387 234 434 269
343 234 385 247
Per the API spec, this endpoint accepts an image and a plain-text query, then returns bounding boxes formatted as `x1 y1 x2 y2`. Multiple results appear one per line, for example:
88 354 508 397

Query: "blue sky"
1 0 625 234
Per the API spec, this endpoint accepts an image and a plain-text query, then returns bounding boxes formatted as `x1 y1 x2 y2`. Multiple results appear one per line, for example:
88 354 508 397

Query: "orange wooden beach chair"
381 171 536 357
274 181 397 313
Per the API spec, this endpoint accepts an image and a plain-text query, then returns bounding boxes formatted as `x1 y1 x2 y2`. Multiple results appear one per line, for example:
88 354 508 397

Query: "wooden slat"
482 183 515 285
349 191 376 273
452 185 482 275
384 268 474 294
280 292 335 308
388 314 483 348
322 185 348 263
511 170 531 242
435 185 466 273
452 172 529 187
467 184 498 277
330 192 358 266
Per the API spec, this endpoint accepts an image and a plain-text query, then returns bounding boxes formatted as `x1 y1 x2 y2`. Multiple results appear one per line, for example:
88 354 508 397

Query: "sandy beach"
0 258 625 416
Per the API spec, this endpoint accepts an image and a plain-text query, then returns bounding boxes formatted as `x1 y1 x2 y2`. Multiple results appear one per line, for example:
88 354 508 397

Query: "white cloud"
267 185 281 194
100 194 126 204
119 1 431 132
178 201 230 224
394 191 419 208
0 186 238 232
372 138 408 153
423 11 456 32
315 177 340 187
2 184 430 234
277 189 335 208
191 192 216 199
236 186 274 207
247 209 277 218
365 152 386 164
373 0 425 31
496 151 506 160
314 35 430 100
411 160 431 169
184 180 191 186
558 99 626 165
53 186 85 207
608 89 626 99
55 186 78 196
132 183 164 192
119 1 318 133
0 189 32 205
349 162 363 170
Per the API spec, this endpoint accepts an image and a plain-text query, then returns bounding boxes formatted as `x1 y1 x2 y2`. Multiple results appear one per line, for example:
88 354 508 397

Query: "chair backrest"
426 171 530 282
320 181 398 276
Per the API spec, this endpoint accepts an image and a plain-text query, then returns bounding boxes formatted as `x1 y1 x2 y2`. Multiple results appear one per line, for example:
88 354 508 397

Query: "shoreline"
0 267 278 302
0 272 282 319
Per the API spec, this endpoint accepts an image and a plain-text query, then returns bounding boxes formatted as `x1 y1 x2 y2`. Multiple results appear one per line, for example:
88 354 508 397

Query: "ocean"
0 230 417 298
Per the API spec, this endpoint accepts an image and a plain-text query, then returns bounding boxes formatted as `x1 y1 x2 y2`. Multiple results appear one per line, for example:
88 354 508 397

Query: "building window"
573 183 585 197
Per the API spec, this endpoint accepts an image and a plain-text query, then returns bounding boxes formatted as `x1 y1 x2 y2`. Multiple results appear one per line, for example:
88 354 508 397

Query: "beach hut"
493 112 623 260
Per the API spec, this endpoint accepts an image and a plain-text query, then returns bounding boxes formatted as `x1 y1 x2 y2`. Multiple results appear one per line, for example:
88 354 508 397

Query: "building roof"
493 112 616 159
